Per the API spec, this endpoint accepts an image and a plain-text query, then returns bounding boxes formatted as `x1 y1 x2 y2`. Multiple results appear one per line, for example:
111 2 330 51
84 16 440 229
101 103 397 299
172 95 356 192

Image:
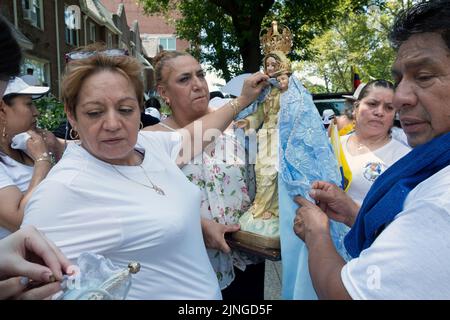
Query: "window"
64 5 80 46
107 33 113 48
89 22 96 43
20 56 50 86
158 37 176 51
65 27 79 46
22 0 43 29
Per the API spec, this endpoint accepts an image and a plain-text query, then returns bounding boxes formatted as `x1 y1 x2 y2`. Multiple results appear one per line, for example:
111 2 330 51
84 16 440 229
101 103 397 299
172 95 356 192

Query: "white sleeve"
0 164 15 190
23 179 123 261
140 131 182 162
341 198 450 300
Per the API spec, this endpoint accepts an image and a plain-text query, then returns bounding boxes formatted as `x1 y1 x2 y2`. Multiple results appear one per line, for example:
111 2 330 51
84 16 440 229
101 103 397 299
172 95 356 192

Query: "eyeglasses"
64 49 129 62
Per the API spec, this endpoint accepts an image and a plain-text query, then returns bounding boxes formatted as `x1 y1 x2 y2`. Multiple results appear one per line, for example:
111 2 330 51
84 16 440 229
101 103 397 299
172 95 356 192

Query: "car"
312 92 351 117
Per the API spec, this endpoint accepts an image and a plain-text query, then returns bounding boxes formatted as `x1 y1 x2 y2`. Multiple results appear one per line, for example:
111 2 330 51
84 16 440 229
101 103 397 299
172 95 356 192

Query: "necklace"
351 134 391 152
111 164 166 196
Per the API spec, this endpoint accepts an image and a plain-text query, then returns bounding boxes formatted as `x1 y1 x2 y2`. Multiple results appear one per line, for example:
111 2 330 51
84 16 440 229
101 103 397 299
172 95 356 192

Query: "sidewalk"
264 260 282 300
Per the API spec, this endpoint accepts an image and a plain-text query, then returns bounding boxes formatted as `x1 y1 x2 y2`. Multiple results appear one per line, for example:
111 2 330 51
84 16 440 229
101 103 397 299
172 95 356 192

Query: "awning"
4 18 33 50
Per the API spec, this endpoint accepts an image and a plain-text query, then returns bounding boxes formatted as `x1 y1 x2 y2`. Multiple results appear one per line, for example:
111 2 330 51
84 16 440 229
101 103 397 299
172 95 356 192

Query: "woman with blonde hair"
22 44 267 299
148 50 265 299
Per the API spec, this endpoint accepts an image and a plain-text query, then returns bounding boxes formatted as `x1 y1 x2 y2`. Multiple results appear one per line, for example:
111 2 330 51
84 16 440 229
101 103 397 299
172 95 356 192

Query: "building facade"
1 0 152 97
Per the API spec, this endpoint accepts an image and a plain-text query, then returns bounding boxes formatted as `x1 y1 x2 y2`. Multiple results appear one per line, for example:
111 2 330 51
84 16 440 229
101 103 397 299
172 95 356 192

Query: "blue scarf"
345 132 450 258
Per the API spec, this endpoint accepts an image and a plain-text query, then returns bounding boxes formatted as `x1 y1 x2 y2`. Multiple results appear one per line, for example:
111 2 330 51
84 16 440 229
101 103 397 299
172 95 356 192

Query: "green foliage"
139 0 369 78
35 95 65 131
298 0 412 93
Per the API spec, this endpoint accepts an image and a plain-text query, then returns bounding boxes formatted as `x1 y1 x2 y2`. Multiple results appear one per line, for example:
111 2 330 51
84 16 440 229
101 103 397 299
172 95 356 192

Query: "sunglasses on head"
64 49 129 63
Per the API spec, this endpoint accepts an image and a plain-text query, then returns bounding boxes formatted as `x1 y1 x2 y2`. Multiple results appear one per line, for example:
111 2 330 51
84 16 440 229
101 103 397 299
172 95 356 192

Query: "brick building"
102 0 190 58
1 0 152 97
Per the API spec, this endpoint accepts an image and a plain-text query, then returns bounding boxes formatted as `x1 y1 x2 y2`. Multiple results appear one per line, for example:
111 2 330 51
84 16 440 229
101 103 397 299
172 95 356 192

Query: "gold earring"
69 128 79 140
139 121 144 130
1 126 6 138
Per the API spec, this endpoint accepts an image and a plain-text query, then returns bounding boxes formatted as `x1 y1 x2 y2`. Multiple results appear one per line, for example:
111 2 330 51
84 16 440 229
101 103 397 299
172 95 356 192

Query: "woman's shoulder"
386 137 411 155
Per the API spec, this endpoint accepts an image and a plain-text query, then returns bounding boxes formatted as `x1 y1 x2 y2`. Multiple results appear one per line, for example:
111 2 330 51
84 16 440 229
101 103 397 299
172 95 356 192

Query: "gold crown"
260 21 293 55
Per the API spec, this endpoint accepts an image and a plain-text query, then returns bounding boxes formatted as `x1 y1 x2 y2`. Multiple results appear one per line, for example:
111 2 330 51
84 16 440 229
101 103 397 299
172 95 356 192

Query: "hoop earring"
139 121 144 130
1 120 7 138
69 128 79 140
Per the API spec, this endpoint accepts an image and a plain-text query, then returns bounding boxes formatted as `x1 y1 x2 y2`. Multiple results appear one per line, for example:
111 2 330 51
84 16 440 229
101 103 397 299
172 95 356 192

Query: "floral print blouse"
183 131 257 289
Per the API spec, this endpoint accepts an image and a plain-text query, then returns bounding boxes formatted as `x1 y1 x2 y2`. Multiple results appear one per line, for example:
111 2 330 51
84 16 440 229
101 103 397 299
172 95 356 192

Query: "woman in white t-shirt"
341 79 410 205
0 78 62 239
22 44 268 299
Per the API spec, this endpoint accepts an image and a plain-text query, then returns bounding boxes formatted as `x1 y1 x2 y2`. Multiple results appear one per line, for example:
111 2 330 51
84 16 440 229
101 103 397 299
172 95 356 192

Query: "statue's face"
265 56 280 77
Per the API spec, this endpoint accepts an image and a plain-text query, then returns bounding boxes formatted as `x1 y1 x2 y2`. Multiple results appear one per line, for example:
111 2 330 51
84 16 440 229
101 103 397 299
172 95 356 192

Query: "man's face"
392 33 450 147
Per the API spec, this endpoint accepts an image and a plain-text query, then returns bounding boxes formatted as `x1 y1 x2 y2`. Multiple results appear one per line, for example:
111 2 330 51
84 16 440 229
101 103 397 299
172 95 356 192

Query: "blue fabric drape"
278 76 350 299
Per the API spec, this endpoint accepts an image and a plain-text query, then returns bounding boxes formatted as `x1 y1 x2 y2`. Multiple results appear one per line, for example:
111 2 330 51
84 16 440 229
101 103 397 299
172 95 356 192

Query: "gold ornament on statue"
260 21 293 55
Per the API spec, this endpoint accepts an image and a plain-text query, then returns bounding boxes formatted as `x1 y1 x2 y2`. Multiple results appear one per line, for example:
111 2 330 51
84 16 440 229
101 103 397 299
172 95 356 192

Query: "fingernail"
309 190 316 197
41 272 53 282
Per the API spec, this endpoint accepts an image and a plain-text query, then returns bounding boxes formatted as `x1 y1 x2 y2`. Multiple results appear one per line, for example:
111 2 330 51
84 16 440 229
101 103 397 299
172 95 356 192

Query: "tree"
298 0 419 93
139 0 368 80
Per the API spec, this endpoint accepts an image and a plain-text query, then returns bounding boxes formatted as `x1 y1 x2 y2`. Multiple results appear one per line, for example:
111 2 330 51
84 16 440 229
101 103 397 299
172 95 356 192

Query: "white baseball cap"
342 83 366 101
3 77 49 99
322 109 335 125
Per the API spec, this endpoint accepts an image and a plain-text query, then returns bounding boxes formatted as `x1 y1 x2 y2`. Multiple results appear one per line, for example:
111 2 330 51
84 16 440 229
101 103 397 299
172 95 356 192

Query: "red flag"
352 66 361 90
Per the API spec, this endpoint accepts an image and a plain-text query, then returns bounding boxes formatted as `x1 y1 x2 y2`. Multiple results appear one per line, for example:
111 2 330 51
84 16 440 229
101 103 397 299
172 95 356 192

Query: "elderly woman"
146 50 264 299
22 45 267 299
0 77 63 239
341 79 411 205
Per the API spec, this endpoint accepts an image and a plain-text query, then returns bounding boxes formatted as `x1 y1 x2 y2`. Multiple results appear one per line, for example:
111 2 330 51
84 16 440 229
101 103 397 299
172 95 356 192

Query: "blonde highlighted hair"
61 44 144 118
153 50 192 86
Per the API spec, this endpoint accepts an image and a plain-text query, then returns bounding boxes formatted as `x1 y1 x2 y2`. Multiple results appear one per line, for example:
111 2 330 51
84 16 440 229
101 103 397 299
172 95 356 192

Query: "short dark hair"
209 91 224 100
356 79 394 101
0 16 22 80
389 0 450 51
144 96 161 110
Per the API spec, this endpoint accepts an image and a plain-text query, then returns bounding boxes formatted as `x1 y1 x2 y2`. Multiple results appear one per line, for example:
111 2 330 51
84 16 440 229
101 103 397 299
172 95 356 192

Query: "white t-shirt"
20 74 40 86
0 154 34 239
341 165 450 299
391 127 409 147
341 135 411 205
23 131 221 300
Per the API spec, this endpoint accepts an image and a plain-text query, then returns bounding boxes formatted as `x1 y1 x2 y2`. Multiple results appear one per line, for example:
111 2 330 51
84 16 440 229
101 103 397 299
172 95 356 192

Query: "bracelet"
229 99 241 118
35 152 51 164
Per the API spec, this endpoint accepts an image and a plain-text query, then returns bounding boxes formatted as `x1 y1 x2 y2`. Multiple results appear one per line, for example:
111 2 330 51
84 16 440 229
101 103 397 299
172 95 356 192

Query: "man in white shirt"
292 0 450 299
20 68 40 86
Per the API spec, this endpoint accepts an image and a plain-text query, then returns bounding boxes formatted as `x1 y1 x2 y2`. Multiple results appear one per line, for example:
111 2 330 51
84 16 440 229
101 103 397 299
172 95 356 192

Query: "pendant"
153 186 166 196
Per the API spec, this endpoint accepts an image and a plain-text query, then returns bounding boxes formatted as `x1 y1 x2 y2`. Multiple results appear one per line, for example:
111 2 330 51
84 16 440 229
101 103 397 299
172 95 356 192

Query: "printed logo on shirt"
363 162 386 182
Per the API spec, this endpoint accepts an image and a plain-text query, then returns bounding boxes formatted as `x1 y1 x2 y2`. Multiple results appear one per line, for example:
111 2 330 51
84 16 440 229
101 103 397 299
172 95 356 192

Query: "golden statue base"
227 231 281 261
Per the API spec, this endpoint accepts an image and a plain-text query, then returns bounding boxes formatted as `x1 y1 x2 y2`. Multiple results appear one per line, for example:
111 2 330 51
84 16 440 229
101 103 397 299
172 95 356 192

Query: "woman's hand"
25 130 49 162
0 225 72 282
36 129 63 161
293 196 330 244
0 277 62 300
236 72 269 109
201 218 240 254
309 181 360 227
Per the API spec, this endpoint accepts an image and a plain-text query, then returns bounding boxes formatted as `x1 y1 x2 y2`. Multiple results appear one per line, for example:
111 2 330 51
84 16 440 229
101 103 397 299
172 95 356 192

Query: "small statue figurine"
232 21 293 250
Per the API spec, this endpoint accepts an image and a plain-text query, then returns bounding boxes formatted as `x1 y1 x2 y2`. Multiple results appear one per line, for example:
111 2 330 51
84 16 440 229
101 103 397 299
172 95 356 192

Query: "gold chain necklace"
111 164 166 196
